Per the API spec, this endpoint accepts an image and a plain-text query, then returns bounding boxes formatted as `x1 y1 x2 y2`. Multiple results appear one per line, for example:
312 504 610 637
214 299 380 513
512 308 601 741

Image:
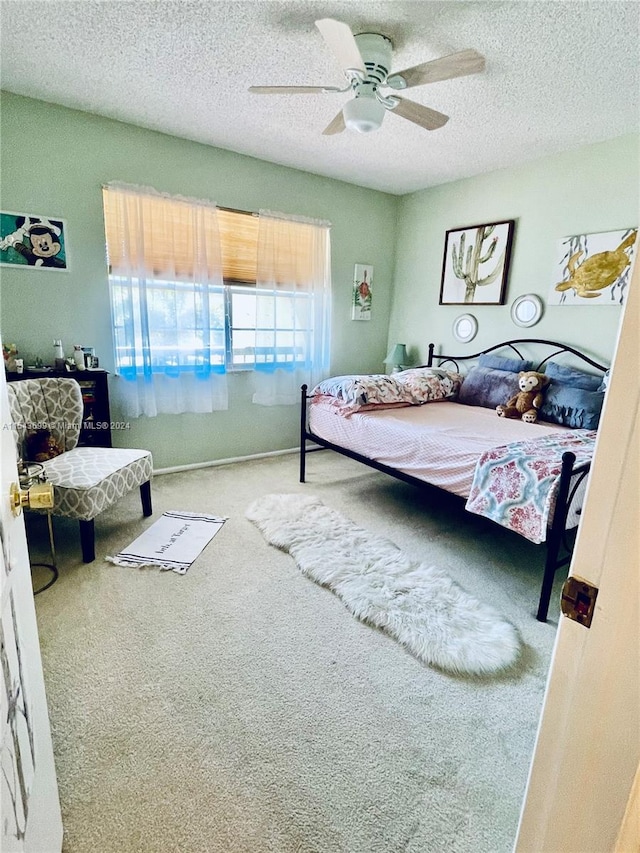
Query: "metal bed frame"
299 339 608 622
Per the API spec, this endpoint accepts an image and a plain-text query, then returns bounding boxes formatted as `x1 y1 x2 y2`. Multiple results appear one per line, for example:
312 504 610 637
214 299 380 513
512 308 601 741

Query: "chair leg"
140 480 152 517
79 519 95 563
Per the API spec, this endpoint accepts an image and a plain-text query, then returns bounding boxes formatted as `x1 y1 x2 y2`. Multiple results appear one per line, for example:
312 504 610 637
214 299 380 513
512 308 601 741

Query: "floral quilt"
465 430 597 544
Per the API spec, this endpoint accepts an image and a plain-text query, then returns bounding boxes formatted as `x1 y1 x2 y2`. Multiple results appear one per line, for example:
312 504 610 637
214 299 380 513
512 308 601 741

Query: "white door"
0 366 63 852
515 248 639 850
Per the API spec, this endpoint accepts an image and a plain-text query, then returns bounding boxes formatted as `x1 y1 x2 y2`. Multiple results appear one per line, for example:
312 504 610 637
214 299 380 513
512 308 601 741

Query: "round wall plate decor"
452 313 478 343
511 294 543 328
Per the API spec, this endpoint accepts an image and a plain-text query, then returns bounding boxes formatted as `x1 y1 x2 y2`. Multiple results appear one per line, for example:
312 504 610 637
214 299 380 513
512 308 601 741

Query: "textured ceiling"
1 1 639 195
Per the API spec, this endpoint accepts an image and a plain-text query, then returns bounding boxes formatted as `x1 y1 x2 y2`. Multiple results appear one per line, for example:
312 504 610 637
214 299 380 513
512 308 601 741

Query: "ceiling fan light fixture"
342 96 386 133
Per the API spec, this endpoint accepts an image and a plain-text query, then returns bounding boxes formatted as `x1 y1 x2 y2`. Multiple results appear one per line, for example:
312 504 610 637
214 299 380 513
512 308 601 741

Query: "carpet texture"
28 451 564 853
247 493 521 675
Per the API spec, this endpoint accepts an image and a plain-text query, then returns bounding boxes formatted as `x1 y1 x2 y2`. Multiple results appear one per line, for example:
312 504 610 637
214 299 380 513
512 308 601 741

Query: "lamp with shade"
384 343 409 373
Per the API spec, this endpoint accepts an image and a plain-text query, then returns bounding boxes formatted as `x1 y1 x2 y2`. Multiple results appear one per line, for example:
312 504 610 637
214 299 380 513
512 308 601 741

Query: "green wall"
389 133 639 366
1 92 637 469
0 92 398 469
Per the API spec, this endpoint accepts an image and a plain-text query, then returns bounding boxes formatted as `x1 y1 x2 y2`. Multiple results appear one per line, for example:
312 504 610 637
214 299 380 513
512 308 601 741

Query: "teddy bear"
24 429 64 462
496 371 550 423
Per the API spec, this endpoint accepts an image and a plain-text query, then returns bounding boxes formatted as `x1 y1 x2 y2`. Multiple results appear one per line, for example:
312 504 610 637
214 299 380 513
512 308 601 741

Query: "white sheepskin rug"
246 493 521 676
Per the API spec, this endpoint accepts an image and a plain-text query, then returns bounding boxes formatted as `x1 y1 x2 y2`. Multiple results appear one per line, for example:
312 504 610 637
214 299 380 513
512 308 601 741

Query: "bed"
299 339 609 622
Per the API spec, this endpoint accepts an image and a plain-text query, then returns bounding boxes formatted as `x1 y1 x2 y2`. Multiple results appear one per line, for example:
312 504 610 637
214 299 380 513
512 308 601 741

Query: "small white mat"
107 511 226 574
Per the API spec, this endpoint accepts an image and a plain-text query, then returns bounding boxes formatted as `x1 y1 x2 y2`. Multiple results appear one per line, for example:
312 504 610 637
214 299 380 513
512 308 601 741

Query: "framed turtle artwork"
549 227 637 306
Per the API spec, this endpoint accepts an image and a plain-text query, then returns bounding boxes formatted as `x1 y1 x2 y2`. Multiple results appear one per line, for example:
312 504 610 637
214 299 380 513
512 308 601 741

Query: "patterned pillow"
394 368 462 403
311 374 413 415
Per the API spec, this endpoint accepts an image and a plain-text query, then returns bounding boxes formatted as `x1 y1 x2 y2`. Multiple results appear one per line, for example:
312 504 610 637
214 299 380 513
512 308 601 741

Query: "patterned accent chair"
8 377 153 562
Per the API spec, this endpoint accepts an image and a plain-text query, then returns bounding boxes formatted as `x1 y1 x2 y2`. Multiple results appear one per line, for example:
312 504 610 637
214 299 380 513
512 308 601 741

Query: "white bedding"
308 399 573 499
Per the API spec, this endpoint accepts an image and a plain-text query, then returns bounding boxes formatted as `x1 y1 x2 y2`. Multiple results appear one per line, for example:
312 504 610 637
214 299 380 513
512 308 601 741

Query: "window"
108 274 227 372
102 183 331 415
228 286 311 369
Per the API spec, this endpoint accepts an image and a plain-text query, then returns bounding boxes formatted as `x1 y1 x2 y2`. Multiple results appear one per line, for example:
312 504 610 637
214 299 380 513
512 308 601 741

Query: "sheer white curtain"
251 210 331 406
103 183 228 418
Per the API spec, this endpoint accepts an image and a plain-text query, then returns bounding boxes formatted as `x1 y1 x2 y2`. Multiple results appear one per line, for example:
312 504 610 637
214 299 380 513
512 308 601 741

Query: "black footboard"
299 383 591 623
537 454 591 621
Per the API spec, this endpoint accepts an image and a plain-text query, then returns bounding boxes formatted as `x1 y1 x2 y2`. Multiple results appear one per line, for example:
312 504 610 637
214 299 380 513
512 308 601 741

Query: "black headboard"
426 338 608 374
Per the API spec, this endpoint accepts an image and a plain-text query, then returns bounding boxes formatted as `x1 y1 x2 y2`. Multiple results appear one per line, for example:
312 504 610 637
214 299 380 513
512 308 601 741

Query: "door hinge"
561 576 598 628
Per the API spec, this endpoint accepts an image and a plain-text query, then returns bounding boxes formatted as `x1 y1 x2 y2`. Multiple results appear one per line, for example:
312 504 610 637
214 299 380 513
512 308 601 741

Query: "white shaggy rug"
246 493 521 676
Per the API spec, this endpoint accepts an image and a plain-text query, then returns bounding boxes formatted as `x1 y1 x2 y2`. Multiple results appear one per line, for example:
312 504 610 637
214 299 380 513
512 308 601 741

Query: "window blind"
217 207 258 284
103 187 320 288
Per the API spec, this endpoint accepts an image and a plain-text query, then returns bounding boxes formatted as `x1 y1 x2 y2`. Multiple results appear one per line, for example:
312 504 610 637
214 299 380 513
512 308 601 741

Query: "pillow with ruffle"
394 368 463 403
539 361 606 428
540 385 604 430
543 361 603 391
311 374 413 415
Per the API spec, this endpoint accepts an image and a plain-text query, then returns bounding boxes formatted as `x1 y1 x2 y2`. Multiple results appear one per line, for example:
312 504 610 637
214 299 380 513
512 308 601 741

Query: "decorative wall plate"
452 313 478 343
511 294 543 327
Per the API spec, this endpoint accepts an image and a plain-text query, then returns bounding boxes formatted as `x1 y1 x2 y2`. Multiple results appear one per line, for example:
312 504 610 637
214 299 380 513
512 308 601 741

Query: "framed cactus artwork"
439 220 515 305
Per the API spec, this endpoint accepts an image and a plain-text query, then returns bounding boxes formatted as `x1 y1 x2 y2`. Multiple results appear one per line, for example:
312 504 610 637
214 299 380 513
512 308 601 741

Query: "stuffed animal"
24 429 64 462
496 371 550 424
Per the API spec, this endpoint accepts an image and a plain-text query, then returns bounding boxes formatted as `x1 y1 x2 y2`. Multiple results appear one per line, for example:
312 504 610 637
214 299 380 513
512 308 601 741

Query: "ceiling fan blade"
390 49 485 89
388 97 449 130
322 110 346 136
315 18 366 74
249 85 343 94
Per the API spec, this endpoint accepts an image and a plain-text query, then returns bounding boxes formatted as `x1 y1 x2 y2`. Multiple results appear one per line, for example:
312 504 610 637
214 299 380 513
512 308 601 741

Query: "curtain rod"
218 204 257 217
102 184 328 225
102 183 256 217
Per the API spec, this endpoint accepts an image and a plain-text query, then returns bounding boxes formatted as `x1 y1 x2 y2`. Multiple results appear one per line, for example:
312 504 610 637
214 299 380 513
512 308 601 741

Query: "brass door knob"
10 481 54 516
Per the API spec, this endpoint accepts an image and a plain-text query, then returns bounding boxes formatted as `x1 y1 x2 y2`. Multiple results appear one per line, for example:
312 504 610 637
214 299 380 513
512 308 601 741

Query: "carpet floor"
28 450 564 853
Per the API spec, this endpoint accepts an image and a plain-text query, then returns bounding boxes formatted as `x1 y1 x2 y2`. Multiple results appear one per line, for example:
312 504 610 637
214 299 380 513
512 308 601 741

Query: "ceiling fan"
249 18 485 135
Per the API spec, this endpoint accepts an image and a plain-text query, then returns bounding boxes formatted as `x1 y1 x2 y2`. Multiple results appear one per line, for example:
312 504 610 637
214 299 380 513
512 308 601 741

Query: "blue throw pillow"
478 353 533 372
597 369 611 393
544 361 602 391
540 384 604 429
458 366 522 409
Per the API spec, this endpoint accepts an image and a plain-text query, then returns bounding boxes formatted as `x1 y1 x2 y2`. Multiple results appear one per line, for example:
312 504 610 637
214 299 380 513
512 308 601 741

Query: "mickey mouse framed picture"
0 210 69 271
